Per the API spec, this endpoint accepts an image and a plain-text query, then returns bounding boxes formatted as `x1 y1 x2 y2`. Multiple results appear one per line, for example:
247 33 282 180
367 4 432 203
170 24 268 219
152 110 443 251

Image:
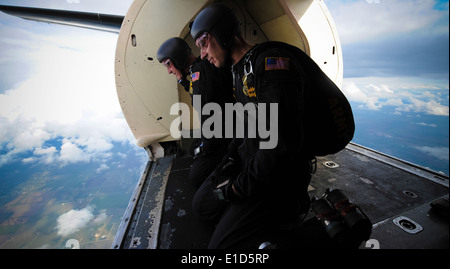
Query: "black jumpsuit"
186 57 234 188
192 42 313 248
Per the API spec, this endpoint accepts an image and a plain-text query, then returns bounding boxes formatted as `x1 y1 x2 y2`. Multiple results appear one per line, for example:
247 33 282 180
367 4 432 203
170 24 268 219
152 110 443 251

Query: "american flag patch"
265 57 289 71
191 72 200 82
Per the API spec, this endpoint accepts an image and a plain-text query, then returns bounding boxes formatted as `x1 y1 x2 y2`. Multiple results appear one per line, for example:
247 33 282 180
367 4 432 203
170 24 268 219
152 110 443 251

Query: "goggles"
163 58 172 68
195 32 210 52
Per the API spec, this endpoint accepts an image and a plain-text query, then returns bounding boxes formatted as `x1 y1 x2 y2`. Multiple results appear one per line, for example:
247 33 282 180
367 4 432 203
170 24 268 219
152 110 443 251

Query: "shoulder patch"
191 72 200 82
265 57 290 71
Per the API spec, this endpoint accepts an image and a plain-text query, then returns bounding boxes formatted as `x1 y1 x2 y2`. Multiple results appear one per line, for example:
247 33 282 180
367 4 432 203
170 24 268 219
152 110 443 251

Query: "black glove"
212 139 243 202
213 176 244 203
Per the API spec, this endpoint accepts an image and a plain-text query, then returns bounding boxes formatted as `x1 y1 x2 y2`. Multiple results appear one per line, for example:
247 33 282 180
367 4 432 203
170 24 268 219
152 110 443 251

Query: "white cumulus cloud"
56 207 94 237
59 140 91 165
56 206 108 237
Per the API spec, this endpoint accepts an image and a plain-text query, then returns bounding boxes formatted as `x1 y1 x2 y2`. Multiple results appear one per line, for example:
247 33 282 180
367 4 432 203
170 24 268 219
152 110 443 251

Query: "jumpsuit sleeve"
193 62 223 122
232 48 306 199
193 61 225 105
191 61 212 126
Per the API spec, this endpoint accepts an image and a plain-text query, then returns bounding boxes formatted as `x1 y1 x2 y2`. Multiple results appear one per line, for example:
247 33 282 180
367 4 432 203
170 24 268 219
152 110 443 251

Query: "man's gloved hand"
213 176 244 203
212 138 244 202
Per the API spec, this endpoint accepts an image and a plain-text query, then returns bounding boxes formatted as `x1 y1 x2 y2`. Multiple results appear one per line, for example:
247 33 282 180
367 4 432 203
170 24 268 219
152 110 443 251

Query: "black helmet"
190 3 240 49
156 37 192 71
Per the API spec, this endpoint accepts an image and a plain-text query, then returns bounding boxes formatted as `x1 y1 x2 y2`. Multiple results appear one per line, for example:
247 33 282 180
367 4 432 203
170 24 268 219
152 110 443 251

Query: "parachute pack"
252 42 355 156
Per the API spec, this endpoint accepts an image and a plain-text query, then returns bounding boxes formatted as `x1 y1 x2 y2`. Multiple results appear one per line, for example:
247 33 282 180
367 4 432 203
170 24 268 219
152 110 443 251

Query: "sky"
326 0 449 170
327 0 449 112
0 0 448 248
0 0 135 167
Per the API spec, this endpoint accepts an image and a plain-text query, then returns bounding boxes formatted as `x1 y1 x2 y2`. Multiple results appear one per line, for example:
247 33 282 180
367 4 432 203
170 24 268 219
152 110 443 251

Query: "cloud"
56 206 108 237
56 206 93 237
93 209 108 225
96 163 109 173
342 81 383 110
341 80 449 116
413 146 450 161
0 116 53 166
33 146 58 164
417 122 437 128
59 140 91 164
395 98 449 116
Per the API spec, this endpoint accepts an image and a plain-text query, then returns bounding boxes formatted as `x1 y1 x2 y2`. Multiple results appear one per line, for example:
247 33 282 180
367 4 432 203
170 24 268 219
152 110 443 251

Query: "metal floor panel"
312 147 448 224
116 143 449 249
158 155 215 249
